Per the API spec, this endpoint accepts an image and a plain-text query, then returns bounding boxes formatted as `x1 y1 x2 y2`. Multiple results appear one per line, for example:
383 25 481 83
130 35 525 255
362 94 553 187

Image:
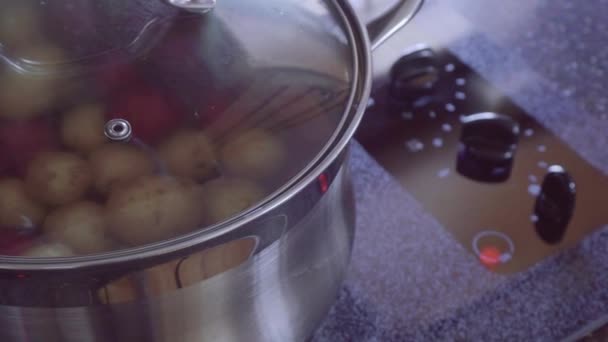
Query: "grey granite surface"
315 0 608 340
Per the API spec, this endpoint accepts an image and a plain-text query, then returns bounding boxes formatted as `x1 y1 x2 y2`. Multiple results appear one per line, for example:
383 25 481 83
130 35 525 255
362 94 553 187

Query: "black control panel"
357 46 607 273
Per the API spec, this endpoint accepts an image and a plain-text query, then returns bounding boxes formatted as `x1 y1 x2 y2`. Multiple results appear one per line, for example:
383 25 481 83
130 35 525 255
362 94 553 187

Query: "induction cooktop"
357 45 608 274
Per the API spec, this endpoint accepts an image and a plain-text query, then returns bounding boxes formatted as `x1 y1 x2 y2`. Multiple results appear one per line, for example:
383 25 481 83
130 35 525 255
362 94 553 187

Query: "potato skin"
44 201 110 254
105 176 206 246
159 130 217 182
25 151 92 206
0 70 57 120
89 144 154 195
220 129 286 179
0 178 46 229
61 104 107 154
23 241 74 258
200 178 265 225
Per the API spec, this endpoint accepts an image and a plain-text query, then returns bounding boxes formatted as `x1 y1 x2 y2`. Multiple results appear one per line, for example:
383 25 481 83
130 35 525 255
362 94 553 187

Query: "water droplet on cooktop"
538 161 548 169
537 145 547 152
405 139 424 152
456 78 467 86
401 112 414 120
455 92 467 100
529 175 538 183
437 168 451 179
445 64 456 72
429 111 437 119
528 184 542 197
445 103 456 112
524 128 535 137
433 138 444 148
442 123 453 132
413 97 433 108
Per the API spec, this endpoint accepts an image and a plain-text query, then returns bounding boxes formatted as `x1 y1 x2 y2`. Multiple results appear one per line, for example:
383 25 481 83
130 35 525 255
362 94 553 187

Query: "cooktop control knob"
534 165 576 244
456 113 520 183
389 48 439 105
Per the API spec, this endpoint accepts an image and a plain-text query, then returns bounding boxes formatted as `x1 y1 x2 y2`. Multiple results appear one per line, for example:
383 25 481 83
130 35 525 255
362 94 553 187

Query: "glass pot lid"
0 0 360 259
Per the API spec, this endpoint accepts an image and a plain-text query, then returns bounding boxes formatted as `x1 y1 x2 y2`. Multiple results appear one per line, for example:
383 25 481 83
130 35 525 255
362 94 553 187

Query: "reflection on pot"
99 237 257 304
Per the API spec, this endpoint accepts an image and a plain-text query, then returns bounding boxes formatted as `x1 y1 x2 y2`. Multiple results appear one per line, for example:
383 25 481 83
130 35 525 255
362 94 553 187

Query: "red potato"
61 104 107 154
96 60 142 95
0 179 46 229
44 201 110 254
0 229 35 256
0 118 58 175
106 176 206 246
109 87 181 144
25 151 92 206
159 130 217 182
23 241 74 258
220 129 286 179
199 178 265 225
0 153 12 178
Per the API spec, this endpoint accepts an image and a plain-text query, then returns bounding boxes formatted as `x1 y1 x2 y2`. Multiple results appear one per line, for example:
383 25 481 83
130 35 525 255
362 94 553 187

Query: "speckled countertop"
314 0 608 340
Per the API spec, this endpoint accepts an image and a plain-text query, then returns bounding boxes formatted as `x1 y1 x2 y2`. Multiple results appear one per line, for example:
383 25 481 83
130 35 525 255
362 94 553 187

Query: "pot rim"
0 0 372 271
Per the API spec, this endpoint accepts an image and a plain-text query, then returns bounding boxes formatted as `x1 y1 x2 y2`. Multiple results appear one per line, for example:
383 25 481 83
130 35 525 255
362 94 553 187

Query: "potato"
0 4 41 50
61 104 107 154
0 71 56 120
159 130 217 182
220 129 286 179
0 178 46 229
26 151 92 206
23 241 74 258
200 178 265 224
106 176 206 245
44 201 110 254
89 144 154 195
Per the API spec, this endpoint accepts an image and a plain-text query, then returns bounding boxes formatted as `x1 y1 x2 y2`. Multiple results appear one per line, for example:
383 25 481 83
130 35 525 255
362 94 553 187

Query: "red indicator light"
479 245 501 267
318 173 329 193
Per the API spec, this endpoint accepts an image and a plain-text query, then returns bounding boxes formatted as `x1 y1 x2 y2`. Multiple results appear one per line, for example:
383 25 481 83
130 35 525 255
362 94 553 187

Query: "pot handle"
164 0 217 13
368 0 424 51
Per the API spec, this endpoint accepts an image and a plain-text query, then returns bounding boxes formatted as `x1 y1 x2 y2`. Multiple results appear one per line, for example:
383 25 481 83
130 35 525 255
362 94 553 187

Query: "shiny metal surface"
368 0 424 51
0 0 421 340
165 0 216 13
0 158 355 342
104 119 133 142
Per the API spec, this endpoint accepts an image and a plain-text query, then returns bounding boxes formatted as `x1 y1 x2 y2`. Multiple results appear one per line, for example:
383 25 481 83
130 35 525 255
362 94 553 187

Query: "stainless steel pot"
0 0 422 341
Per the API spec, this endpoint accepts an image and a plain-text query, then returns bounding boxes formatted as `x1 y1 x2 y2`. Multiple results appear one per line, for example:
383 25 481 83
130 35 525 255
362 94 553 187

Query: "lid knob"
105 119 133 142
165 0 216 13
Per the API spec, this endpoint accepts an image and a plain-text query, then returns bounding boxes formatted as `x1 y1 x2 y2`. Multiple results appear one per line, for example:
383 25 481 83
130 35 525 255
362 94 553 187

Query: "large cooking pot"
0 0 422 341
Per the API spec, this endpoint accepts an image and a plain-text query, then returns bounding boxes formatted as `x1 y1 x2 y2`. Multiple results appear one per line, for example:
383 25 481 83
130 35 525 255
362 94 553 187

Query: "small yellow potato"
23 241 74 258
89 144 154 195
220 129 286 179
199 178 265 225
0 178 46 228
105 176 206 246
44 201 110 254
61 104 107 154
159 130 217 182
26 151 92 206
